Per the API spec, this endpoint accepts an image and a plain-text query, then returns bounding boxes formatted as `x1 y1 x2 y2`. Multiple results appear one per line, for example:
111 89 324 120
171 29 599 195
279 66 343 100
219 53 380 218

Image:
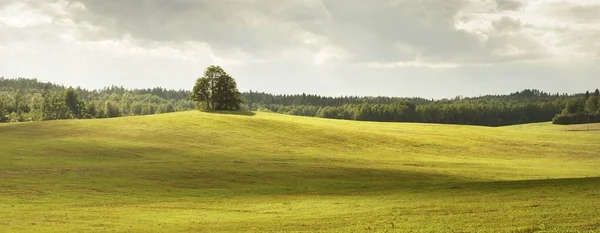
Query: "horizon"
1 76 593 100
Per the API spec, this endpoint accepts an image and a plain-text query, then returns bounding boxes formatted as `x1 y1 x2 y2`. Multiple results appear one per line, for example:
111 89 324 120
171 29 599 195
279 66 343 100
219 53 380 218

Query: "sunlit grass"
1 112 599 232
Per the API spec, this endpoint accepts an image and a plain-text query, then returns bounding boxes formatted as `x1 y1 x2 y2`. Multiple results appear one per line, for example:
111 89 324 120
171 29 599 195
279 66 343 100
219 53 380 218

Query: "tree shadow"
204 110 256 116
450 176 600 193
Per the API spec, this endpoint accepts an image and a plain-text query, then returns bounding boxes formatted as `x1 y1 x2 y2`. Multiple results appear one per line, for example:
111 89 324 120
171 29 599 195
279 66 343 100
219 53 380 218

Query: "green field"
1 112 599 232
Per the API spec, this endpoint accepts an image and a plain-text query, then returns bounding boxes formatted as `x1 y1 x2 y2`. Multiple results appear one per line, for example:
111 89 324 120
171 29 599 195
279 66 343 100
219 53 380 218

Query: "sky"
0 0 599 99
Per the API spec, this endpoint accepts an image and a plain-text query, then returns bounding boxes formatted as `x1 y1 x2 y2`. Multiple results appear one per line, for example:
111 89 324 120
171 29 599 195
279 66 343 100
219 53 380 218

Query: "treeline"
1 78 595 126
243 89 584 126
243 91 433 107
0 78 195 122
250 101 562 126
552 89 600 125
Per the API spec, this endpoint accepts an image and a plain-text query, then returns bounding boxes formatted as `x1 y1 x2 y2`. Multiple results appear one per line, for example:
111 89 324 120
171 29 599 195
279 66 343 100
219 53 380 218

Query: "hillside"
1 112 599 232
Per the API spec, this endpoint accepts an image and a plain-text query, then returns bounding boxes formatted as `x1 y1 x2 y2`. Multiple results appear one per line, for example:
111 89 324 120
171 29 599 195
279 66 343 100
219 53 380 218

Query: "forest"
244 89 598 126
552 90 600 125
0 77 597 126
0 78 195 122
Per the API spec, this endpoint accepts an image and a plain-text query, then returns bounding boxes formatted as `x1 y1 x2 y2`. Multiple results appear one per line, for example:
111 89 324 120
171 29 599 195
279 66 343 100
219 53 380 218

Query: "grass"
0 111 599 232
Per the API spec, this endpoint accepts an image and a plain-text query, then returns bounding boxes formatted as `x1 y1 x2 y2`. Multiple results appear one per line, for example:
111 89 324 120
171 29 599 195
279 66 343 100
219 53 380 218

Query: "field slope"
1 112 599 232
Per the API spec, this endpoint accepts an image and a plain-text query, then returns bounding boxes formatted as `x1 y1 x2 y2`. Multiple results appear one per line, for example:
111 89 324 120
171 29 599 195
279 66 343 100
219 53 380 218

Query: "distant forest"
1 77 598 126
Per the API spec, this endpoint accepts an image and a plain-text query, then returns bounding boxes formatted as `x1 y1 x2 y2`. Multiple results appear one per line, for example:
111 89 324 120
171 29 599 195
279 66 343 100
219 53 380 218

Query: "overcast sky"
0 0 599 98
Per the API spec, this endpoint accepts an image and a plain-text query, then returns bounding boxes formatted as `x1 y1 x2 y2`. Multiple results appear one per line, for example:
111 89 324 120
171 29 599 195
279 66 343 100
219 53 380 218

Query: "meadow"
0 111 599 232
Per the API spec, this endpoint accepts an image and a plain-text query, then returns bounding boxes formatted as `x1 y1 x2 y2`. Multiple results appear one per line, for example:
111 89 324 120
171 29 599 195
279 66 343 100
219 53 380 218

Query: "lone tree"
191 65 242 111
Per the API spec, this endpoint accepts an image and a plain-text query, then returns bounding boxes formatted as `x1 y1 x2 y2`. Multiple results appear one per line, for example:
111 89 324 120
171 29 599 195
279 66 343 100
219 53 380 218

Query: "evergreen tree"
585 91 590 100
553 89 600 124
585 96 599 113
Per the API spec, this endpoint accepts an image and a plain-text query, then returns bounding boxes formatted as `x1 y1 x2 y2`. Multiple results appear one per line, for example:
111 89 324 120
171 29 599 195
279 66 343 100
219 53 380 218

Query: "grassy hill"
1 112 599 232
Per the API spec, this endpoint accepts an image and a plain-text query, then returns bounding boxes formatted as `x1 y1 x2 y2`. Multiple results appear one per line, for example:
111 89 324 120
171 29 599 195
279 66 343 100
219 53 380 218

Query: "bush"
256 106 273 113
552 113 600 125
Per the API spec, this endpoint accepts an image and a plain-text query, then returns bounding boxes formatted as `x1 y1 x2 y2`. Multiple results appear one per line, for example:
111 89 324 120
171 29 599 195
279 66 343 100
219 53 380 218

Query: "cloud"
456 0 600 63
60 0 534 67
60 0 335 65
495 0 523 11
0 0 599 98
544 1 600 22
0 2 52 28
4 0 600 64
319 0 489 64
59 0 600 68
368 61 461 69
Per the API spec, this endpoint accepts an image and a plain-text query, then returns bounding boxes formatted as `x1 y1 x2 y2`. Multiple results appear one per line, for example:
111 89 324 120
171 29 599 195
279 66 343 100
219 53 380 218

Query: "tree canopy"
191 66 242 111
0 78 195 122
552 88 600 125
1 77 598 126
242 89 584 126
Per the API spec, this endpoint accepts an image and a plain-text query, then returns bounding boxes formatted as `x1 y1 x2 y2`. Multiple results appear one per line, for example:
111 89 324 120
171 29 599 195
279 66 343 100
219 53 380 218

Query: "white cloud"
0 2 52 28
0 0 599 97
456 0 600 63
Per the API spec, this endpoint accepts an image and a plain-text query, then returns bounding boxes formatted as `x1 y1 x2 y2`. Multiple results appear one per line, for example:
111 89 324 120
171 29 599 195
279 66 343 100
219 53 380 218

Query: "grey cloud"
320 0 490 63
495 0 523 11
64 0 508 65
567 5 600 21
551 3 600 22
491 16 522 33
485 16 546 61
33 0 570 65
556 30 600 58
68 0 330 59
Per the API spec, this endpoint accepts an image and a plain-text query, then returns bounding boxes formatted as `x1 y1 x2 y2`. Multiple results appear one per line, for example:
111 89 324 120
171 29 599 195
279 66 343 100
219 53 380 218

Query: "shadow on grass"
451 176 600 193
564 129 600 132
7 143 600 197
204 110 256 116
132 161 475 197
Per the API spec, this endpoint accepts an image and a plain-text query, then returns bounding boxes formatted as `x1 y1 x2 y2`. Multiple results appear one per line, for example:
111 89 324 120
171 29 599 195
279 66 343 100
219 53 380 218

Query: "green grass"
1 111 599 232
